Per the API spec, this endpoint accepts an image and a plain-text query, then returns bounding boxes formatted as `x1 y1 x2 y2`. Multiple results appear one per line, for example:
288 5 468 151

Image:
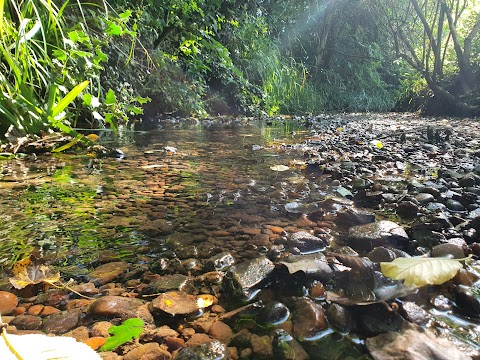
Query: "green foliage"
100 318 144 351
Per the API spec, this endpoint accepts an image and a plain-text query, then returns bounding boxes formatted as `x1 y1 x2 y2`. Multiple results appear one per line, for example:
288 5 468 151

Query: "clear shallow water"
0 120 319 276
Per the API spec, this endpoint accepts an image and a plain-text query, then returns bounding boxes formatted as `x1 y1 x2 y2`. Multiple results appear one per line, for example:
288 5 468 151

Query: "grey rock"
145 274 195 294
446 199 466 212
366 324 471 360
226 256 274 297
454 285 480 318
336 207 376 227
431 243 465 258
42 310 80 334
257 302 290 326
207 252 235 271
173 340 229 360
347 221 409 251
279 252 333 281
288 231 329 254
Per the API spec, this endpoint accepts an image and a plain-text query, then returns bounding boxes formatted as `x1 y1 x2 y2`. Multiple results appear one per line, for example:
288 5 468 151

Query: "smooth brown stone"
89 295 144 319
65 326 90 342
123 342 171 360
27 304 44 316
88 262 129 286
0 291 18 315
91 321 113 337
41 305 61 316
208 321 234 344
10 314 42 330
42 310 80 334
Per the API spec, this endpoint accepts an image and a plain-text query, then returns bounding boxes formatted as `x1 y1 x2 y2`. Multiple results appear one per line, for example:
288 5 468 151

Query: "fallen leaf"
380 256 464 287
270 165 289 172
370 140 383 149
9 255 60 289
100 318 144 352
85 134 99 142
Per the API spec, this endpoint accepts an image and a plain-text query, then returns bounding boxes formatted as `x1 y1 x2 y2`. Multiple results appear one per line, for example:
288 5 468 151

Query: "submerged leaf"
9 255 60 289
381 257 464 287
270 165 289 172
100 318 144 351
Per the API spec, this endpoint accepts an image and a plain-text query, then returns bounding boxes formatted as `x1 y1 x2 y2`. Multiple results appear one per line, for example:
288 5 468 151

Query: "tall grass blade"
51 80 89 118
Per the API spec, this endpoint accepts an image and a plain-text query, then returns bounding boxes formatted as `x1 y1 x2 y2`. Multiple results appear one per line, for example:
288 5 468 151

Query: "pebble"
0 291 18 315
9 314 42 330
208 321 234 344
123 342 171 360
91 321 114 337
293 299 328 340
42 309 80 334
88 262 129 286
89 295 145 319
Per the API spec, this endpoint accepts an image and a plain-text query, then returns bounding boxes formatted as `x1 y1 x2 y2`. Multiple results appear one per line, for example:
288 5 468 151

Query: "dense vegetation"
0 0 479 139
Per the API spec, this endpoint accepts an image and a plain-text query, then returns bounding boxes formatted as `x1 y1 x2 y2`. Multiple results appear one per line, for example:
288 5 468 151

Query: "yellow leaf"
370 140 383 149
380 257 464 287
85 134 100 142
9 255 60 289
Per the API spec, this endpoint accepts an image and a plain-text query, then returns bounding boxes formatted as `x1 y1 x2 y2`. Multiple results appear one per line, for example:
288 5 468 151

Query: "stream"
1 113 479 359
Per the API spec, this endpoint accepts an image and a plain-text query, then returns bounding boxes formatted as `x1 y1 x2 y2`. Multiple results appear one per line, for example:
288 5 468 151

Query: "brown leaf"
9 255 60 289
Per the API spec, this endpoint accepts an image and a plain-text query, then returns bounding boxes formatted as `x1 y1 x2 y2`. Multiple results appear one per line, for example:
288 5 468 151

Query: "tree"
374 0 480 115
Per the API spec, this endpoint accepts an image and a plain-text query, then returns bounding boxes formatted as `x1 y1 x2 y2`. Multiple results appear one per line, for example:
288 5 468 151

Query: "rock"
9 314 42 330
347 221 410 251
99 351 121 360
139 219 174 236
431 243 465 258
91 321 113 337
123 343 171 360
0 291 18 315
293 299 327 340
272 329 309 360
287 231 329 254
225 256 275 297
251 334 273 357
88 262 129 286
399 302 430 325
208 321 233 344
459 174 476 188
279 253 333 281
257 302 290 326
336 207 375 227
175 340 229 360
89 296 145 319
150 291 200 316
396 201 420 218
367 247 397 263
446 199 466 212
207 252 235 271
65 326 90 342
27 305 44 316
430 295 452 311
42 310 80 334
71 282 99 296
415 193 435 205
325 303 353 332
454 285 480 318
144 274 195 294
366 324 471 360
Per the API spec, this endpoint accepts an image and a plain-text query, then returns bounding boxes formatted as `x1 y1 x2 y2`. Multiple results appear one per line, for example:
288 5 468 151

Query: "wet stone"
446 199 466 212
89 295 145 319
251 334 273 357
139 218 174 235
123 343 172 360
226 256 274 297
257 302 291 326
396 201 420 218
175 340 229 360
347 220 410 252
415 192 435 204
454 285 480 318
206 252 235 271
279 252 333 281
0 291 18 315
366 324 469 360
10 314 42 330
325 303 353 332
272 329 309 360
293 298 327 340
431 243 465 258
208 321 234 344
42 310 80 334
287 231 329 254
88 261 129 286
367 247 397 263
336 207 376 227
144 274 194 294
399 301 431 325
150 291 200 316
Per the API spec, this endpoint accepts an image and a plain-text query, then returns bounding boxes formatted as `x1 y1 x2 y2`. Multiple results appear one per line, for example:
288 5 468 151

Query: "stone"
0 292 18 315
366 324 471 360
42 310 80 334
336 207 376 227
454 285 480 318
431 243 465 258
208 321 234 344
415 193 435 204
64 326 90 342
145 274 194 294
27 304 44 316
91 321 113 337
89 296 145 319
293 299 327 340
9 315 42 330
251 334 273 357
99 352 122 360
272 329 309 360
41 306 61 316
139 219 174 236
445 199 466 212
150 291 200 316
347 220 409 251
175 340 229 360
279 252 333 281
226 256 275 297
257 302 291 326
207 252 235 271
399 302 430 325
88 262 129 286
71 282 99 296
123 343 172 360
288 231 329 254
325 303 353 332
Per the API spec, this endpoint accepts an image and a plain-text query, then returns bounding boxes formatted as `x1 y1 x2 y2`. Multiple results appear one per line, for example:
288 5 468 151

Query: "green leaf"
100 318 144 352
105 89 117 106
106 21 123 36
380 257 464 287
51 81 90 118
133 95 151 104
